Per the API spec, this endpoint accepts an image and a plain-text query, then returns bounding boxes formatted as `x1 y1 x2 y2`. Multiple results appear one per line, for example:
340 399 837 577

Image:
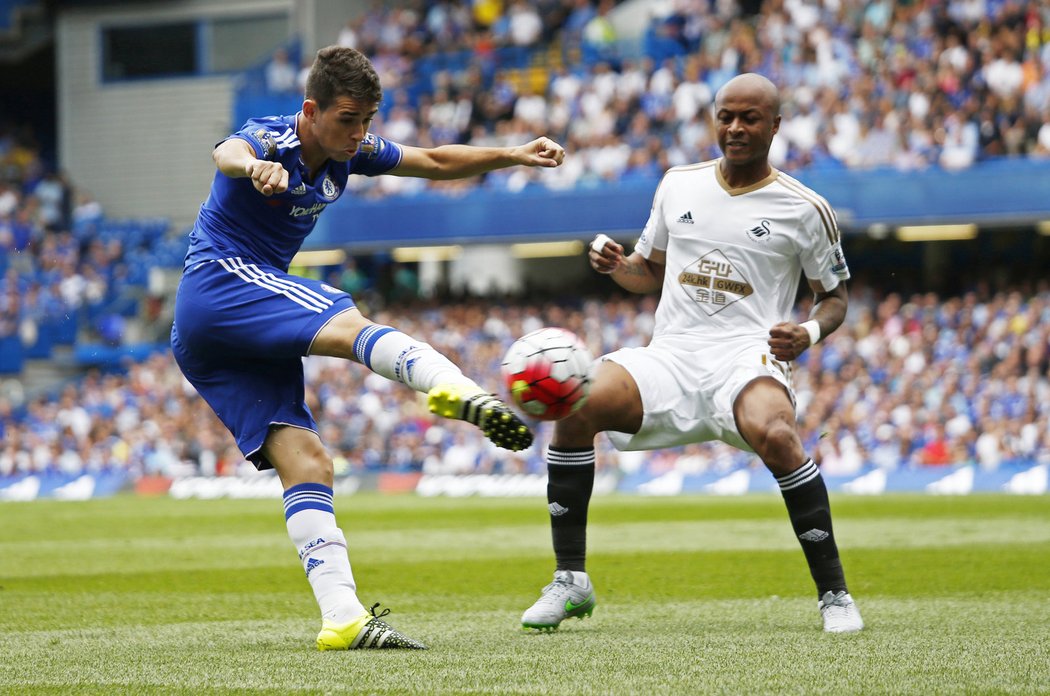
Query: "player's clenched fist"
245 159 289 196
589 234 624 274
514 137 565 168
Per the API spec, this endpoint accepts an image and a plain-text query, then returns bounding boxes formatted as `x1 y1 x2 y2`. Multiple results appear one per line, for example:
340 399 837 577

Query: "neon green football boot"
316 604 427 650
427 383 533 451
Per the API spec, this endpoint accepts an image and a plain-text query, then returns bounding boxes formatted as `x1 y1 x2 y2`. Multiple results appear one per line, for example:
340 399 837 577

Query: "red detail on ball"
500 328 593 421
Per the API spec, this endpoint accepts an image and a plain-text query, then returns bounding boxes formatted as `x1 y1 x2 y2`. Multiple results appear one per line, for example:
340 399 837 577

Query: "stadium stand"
1 284 1048 490
242 0 1050 196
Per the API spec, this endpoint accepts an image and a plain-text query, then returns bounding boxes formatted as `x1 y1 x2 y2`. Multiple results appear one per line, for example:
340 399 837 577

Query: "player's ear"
302 98 318 121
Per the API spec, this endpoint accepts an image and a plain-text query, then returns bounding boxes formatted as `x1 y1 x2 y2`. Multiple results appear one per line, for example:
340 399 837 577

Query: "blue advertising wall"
1 463 1045 500
306 159 1050 250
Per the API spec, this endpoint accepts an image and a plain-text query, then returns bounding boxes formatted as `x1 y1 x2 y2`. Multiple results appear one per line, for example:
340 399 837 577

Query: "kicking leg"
311 309 532 451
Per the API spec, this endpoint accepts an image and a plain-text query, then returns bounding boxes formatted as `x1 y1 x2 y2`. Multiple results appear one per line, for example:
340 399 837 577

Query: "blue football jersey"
185 113 403 270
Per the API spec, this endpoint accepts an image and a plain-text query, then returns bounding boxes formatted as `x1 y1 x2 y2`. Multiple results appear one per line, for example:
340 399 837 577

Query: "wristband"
800 320 821 346
590 234 612 253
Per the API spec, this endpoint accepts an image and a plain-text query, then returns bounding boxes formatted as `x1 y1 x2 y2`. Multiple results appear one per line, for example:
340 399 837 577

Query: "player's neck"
718 159 772 189
296 112 329 180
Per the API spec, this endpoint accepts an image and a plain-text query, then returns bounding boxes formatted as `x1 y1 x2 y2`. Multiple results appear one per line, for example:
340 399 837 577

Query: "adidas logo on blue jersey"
678 211 694 224
305 557 325 576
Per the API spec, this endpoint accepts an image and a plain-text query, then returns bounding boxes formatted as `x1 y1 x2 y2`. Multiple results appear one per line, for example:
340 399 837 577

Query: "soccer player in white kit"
521 73 864 634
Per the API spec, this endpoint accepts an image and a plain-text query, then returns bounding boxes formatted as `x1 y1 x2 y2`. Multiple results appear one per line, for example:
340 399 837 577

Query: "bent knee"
310 308 370 359
552 360 643 446
760 420 800 454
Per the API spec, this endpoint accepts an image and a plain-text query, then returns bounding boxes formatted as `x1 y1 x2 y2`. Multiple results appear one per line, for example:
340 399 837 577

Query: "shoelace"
534 579 579 609
820 591 849 608
368 602 392 620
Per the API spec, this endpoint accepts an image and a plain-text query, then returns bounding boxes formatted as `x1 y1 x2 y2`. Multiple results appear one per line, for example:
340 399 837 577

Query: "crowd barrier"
1 462 1045 501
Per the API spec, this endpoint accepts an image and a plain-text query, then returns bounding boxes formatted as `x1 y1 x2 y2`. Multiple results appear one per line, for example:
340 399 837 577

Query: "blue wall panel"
306 159 1050 251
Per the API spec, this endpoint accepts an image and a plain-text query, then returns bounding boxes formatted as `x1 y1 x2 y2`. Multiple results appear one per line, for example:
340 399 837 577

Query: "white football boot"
521 570 597 631
818 590 864 633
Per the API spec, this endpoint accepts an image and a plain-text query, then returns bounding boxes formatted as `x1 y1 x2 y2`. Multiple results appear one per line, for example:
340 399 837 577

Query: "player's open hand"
589 234 624 274
516 137 565 168
767 322 811 362
245 159 289 196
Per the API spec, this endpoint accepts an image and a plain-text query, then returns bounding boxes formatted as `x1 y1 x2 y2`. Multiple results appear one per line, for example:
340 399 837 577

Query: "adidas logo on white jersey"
799 528 829 542
548 502 569 516
678 211 694 224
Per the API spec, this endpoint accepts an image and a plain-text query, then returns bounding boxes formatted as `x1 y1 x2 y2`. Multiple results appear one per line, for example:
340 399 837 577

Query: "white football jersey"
635 159 850 349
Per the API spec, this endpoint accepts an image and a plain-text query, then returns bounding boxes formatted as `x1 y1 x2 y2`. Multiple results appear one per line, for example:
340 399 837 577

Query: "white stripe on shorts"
217 257 332 313
232 258 334 310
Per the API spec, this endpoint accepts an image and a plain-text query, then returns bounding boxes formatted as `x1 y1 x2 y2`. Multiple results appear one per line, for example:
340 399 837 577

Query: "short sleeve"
798 196 850 291
226 118 287 160
635 176 669 258
349 133 404 176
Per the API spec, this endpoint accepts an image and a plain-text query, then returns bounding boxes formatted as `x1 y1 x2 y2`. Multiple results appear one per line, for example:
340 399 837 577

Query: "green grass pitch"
1 492 1049 694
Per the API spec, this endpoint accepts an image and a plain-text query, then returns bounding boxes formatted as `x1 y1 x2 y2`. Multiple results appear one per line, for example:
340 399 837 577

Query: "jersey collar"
715 159 780 196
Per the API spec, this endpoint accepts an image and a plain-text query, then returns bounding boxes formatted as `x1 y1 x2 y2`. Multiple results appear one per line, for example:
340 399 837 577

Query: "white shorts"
603 340 794 453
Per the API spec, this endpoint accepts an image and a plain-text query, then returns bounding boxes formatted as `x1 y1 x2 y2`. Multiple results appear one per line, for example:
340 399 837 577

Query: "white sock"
351 324 478 392
283 483 366 624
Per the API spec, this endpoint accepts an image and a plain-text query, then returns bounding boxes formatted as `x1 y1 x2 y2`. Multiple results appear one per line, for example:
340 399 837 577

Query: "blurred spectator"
265 47 299 94
507 1 543 47
31 171 73 232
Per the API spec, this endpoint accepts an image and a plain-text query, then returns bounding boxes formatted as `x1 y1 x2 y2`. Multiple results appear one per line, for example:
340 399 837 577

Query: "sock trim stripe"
283 490 334 506
283 491 334 507
776 459 817 484
353 325 397 368
283 482 334 498
548 448 596 465
777 460 820 491
283 485 335 518
772 466 818 487
285 499 335 519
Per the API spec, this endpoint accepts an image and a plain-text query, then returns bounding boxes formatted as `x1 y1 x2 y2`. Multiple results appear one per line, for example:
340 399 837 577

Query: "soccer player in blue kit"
170 46 565 651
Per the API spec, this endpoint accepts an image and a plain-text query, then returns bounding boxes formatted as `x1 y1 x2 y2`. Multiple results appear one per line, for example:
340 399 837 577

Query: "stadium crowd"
0 123 184 361
288 0 1050 200
1 281 1047 480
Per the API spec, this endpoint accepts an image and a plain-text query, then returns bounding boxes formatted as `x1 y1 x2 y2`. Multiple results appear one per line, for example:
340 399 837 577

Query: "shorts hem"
241 422 320 471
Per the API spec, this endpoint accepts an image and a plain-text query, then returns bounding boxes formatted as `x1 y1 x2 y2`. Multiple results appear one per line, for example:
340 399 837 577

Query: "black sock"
777 459 847 597
546 446 595 572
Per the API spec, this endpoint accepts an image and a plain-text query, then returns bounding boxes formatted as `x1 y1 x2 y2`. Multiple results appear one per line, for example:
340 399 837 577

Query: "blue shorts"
170 257 355 469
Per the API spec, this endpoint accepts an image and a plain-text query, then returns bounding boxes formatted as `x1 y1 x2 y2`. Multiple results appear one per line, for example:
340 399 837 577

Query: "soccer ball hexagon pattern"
501 327 594 421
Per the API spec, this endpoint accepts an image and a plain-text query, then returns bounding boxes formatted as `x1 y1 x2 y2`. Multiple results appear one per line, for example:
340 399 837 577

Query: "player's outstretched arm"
213 138 289 196
391 137 565 180
768 281 848 361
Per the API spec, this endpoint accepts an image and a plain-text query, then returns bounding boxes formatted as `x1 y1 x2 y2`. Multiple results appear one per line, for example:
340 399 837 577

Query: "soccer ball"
501 327 594 420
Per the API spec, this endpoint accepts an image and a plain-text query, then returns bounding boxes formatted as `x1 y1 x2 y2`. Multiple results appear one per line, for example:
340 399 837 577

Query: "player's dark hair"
305 46 382 110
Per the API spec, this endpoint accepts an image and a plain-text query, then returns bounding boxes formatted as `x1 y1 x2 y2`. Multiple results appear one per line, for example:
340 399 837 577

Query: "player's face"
714 90 780 167
305 96 378 162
